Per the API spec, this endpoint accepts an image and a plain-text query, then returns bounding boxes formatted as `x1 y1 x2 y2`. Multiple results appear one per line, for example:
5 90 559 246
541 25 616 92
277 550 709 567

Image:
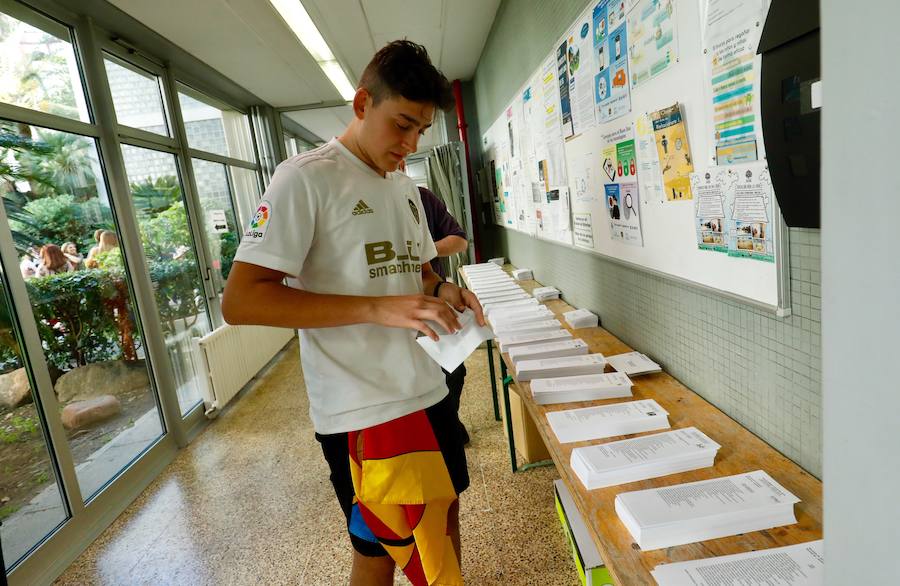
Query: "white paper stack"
484 297 540 314
492 319 562 336
546 399 669 443
564 308 599 329
570 427 720 490
488 257 505 266
530 372 633 405
651 540 824 586
615 470 801 551
476 291 530 304
532 286 561 301
512 268 533 281
510 339 589 365
490 308 554 327
488 304 552 320
497 329 573 353
515 353 607 382
471 282 521 295
607 352 662 377
462 263 504 276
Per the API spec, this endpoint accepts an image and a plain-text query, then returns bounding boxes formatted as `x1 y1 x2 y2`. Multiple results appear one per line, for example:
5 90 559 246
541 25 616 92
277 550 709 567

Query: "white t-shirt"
233 138 447 433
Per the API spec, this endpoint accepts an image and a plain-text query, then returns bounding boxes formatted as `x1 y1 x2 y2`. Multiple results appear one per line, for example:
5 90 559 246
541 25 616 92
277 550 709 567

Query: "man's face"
357 92 434 174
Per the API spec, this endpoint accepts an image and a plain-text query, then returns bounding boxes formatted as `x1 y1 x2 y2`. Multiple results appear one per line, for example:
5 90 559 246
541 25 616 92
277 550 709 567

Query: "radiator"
196 324 295 417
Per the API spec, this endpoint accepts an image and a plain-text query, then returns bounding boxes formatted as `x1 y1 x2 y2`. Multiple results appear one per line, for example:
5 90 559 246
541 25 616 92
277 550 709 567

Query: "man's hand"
371 294 464 341
436 282 486 327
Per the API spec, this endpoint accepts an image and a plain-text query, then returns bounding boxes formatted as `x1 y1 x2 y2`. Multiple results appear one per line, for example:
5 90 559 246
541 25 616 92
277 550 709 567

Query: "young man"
222 41 482 585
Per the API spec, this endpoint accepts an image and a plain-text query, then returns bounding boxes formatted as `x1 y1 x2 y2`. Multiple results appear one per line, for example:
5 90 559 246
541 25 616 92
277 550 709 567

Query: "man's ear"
352 88 371 120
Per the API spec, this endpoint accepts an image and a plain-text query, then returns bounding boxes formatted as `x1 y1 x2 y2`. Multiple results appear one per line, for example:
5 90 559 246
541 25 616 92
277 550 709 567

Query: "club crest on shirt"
407 199 420 224
244 200 272 242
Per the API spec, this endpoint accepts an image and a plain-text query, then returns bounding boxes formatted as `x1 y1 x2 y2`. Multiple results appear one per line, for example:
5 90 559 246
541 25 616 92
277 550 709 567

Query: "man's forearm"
223 280 377 329
434 235 468 256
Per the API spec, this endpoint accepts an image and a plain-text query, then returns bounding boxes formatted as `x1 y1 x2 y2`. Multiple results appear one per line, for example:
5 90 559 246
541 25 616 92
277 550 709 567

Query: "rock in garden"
54 360 150 403
0 367 33 410
61 395 121 430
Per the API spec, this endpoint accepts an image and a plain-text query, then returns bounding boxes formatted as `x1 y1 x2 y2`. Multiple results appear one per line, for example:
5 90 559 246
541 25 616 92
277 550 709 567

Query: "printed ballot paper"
515 353 607 381
416 308 493 372
509 339 590 364
615 470 800 551
547 399 669 443
571 427 719 490
531 371 633 405
651 539 824 586
607 351 661 376
498 329 573 353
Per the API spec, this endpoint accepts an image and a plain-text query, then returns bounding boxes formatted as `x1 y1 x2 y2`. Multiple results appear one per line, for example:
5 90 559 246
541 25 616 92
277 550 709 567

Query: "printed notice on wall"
690 169 730 252
726 162 774 262
650 103 694 201
593 1 632 123
627 0 678 89
573 212 595 249
600 124 643 246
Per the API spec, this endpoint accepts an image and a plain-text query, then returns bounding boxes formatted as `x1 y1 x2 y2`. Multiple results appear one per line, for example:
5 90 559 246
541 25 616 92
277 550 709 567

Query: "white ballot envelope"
416 308 494 372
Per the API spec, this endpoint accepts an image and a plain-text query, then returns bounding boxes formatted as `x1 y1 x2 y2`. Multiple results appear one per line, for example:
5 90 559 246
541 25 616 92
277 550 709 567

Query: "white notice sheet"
651 540 824 586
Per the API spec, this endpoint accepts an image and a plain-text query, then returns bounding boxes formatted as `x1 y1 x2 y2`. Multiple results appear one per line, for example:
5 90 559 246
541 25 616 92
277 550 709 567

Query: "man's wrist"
433 279 447 298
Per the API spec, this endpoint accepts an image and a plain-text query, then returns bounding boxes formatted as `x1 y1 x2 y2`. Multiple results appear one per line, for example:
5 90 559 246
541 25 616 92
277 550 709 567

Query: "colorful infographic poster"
650 103 694 200
600 125 643 246
627 0 678 88
690 168 731 252
567 16 597 135
727 162 774 262
593 2 632 123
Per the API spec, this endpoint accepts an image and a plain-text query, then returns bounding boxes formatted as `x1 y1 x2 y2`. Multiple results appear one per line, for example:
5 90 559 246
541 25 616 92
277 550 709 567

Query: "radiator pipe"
452 79 482 263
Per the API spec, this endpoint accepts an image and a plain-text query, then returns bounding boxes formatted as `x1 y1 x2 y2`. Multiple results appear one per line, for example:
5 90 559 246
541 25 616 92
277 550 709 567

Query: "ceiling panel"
285 105 355 142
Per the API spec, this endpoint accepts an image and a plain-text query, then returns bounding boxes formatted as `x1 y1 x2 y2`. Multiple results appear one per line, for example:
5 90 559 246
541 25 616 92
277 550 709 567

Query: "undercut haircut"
358 40 455 112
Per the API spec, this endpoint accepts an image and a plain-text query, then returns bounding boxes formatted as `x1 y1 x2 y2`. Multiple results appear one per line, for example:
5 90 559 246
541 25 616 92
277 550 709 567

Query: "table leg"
486 339 500 421
500 358 517 473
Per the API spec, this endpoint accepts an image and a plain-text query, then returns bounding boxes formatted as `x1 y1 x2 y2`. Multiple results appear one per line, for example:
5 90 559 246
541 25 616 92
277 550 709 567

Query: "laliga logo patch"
245 200 271 242
407 199 420 224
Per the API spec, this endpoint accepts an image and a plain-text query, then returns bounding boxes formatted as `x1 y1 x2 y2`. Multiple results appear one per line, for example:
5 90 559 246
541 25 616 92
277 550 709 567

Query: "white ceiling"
106 0 501 122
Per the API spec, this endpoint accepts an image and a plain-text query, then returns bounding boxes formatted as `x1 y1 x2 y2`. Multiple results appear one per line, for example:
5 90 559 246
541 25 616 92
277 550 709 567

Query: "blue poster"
556 41 574 137
594 21 632 123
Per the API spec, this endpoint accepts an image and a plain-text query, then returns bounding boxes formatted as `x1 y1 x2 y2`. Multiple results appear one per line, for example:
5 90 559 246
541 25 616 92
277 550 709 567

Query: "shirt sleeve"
233 163 316 277
415 188 438 266
423 188 467 241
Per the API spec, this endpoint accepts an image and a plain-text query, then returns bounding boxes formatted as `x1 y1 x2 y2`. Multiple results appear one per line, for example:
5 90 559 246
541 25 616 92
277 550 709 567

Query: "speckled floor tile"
55 340 580 585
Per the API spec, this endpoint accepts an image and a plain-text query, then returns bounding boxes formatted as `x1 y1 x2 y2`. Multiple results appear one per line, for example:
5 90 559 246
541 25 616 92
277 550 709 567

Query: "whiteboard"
479 0 787 311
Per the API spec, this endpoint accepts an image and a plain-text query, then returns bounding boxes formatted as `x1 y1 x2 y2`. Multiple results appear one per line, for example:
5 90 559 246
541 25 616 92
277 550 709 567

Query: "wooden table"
460 266 823 585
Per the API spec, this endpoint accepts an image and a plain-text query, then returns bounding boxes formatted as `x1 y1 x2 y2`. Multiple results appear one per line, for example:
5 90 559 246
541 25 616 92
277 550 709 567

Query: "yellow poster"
650 103 694 200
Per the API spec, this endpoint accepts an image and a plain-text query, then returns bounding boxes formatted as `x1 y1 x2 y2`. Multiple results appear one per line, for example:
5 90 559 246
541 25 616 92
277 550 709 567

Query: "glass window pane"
177 86 254 162
0 4 90 122
120 145 212 416
191 159 238 298
0 120 164 507
227 166 261 235
0 281 67 571
104 55 169 136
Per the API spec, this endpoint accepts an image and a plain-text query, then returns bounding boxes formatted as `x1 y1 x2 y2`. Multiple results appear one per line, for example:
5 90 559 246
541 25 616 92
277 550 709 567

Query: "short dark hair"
359 40 455 111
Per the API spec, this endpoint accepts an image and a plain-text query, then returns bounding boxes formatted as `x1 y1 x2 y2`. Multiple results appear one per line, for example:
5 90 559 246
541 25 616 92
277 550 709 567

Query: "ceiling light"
320 60 356 101
269 0 357 100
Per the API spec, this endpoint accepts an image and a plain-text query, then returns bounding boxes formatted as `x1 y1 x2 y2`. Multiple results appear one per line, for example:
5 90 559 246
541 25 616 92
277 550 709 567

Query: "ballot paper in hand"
546 399 670 443
416 308 493 372
615 470 800 551
651 540 824 586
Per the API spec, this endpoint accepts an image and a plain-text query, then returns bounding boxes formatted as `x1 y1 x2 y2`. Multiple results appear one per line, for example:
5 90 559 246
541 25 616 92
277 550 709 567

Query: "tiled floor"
56 339 579 585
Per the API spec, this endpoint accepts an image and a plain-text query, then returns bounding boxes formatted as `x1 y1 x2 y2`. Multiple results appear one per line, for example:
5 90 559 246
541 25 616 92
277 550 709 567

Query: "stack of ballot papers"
607 351 662 376
509 339 589 365
531 371 633 405
615 470 801 551
415 308 493 372
490 310 555 328
516 353 607 382
475 290 530 304
547 399 669 443
497 329 572 353
651 539 824 586
488 257 505 265
484 297 540 314
531 286 561 301
470 282 520 294
492 319 562 336
564 308 599 328
488 304 552 319
570 427 720 489
512 268 533 280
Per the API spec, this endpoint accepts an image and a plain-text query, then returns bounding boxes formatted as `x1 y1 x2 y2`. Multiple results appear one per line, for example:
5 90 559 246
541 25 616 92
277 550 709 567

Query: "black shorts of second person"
315 392 470 557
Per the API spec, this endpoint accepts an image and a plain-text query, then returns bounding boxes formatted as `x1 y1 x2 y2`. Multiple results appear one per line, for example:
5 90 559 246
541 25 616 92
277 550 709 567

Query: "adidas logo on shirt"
352 200 374 216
